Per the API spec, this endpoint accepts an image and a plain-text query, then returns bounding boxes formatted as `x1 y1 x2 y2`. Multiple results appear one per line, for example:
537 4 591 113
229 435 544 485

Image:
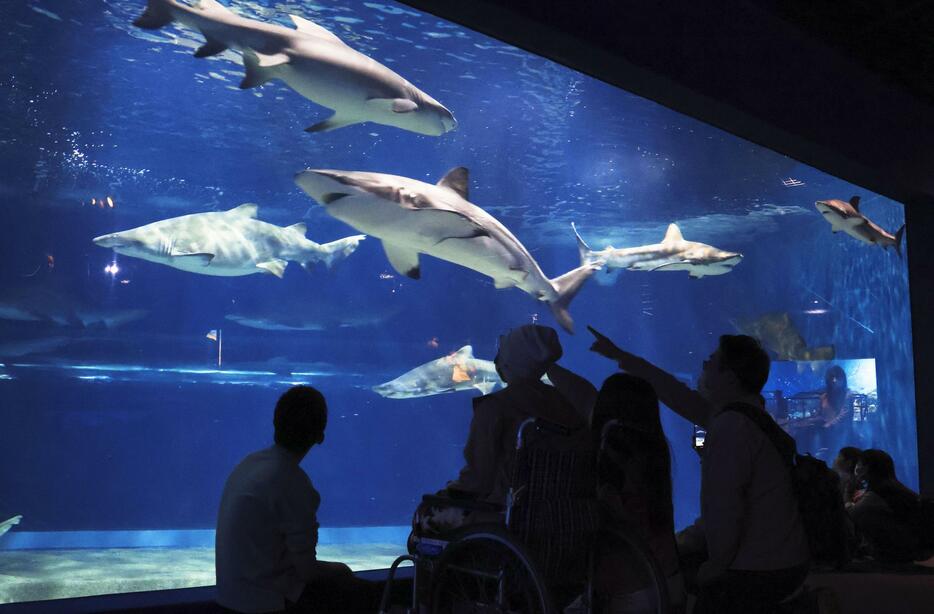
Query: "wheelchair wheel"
430 523 553 614
592 527 671 614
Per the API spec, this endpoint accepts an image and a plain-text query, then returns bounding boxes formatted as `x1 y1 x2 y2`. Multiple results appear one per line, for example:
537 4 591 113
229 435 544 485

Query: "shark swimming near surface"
373 345 502 399
0 515 22 540
294 167 599 333
93 204 364 278
572 222 743 279
134 0 457 135
0 287 147 329
815 196 905 256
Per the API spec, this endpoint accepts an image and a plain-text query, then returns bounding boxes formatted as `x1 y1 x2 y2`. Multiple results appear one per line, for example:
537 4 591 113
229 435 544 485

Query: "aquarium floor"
0 543 403 604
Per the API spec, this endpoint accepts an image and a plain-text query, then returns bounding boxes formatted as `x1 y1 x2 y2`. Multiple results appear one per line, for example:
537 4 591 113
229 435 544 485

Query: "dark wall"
404 0 934 495
907 200 934 496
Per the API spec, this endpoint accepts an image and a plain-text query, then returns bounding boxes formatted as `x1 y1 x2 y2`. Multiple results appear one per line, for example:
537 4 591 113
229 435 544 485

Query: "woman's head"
833 446 861 477
825 365 848 394
592 373 661 435
855 448 896 488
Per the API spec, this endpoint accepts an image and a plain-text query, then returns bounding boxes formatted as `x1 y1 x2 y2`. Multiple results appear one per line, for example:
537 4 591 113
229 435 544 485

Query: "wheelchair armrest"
420 493 505 514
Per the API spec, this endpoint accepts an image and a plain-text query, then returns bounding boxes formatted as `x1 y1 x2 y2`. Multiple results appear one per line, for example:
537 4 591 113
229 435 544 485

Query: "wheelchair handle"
516 417 575 449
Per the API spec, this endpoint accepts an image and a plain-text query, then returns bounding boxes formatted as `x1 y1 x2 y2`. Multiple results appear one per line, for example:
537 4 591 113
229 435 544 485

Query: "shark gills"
133 0 457 136
295 167 600 333
572 222 743 280
92 203 364 278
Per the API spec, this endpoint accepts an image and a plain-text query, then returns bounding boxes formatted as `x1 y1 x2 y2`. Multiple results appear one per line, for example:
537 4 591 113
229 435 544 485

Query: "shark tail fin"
895 224 905 258
134 0 174 29
547 262 601 333
302 235 366 270
571 222 595 266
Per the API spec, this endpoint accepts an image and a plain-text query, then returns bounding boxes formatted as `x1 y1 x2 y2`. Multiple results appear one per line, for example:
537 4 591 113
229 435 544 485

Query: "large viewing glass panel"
0 0 917 603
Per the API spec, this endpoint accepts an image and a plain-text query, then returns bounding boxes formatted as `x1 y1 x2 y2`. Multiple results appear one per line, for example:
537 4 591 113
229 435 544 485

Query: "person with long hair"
591 373 686 613
849 449 922 562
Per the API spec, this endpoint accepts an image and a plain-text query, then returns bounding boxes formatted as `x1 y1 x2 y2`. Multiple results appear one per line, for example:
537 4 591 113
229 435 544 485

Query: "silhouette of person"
445 324 588 504
588 327 809 614
591 373 686 612
215 385 384 613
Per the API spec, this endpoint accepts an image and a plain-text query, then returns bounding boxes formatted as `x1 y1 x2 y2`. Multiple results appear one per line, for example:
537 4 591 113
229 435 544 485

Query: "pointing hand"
587 325 624 361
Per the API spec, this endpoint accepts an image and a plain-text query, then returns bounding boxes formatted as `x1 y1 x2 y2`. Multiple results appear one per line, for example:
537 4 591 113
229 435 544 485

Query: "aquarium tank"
0 0 918 605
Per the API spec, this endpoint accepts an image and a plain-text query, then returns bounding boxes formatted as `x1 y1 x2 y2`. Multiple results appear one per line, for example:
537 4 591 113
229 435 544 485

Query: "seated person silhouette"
849 448 923 563
443 324 587 505
591 373 686 613
216 385 383 613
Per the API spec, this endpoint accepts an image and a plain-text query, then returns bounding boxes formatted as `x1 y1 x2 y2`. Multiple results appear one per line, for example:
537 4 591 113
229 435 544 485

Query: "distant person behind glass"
215 385 381 613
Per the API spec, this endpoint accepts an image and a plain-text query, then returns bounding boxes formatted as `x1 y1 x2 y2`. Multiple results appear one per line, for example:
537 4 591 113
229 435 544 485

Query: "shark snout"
295 169 355 205
92 233 124 248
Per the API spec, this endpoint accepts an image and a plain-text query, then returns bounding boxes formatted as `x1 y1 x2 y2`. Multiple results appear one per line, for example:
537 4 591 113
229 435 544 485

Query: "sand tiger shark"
572 222 743 279
92 204 364 278
373 345 503 399
815 196 905 256
294 167 600 333
134 0 457 135
0 287 147 329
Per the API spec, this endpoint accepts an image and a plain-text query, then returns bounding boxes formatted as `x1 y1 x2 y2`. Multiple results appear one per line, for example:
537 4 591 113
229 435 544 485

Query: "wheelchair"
380 417 672 614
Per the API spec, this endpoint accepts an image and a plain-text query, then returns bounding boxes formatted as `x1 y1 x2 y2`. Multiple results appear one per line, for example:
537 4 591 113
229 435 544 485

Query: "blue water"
0 0 918 598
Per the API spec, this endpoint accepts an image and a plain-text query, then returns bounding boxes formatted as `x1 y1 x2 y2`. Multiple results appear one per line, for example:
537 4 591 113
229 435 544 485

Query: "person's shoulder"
709 405 765 439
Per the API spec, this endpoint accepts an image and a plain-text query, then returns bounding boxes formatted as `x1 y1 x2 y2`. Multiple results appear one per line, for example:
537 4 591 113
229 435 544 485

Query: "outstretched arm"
588 326 713 427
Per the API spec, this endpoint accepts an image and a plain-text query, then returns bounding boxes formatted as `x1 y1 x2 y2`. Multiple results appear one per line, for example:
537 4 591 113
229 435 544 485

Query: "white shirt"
216 445 320 613
701 409 810 575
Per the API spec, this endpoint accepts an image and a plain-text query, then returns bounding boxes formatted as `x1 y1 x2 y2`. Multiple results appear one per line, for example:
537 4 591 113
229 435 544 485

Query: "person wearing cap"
444 324 590 504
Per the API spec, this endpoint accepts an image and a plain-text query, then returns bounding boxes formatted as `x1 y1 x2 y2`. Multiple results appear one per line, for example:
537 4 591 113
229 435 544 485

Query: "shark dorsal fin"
286 222 306 236
196 0 233 13
452 345 473 360
849 195 861 211
437 167 469 200
289 14 345 45
228 203 258 218
663 223 684 243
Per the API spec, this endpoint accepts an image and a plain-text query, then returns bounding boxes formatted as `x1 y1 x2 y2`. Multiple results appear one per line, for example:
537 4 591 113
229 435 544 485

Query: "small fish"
426 336 439 349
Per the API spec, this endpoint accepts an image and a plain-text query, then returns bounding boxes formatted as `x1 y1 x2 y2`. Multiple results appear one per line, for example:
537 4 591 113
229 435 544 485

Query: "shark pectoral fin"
366 98 419 114
193 38 227 58
382 242 421 279
289 14 345 45
493 277 514 289
306 114 360 133
256 259 288 278
240 51 283 89
172 253 214 266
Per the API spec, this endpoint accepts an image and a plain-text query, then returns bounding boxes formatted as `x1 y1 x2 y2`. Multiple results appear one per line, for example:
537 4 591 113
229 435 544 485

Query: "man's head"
273 385 327 457
698 334 770 405
494 324 562 383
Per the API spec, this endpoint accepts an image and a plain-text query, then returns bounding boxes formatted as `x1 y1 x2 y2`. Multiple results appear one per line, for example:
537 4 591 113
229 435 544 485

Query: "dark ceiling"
773 0 934 108
402 0 934 208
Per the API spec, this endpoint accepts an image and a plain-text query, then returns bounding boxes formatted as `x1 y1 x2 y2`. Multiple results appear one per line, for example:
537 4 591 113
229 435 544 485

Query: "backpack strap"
719 402 797 468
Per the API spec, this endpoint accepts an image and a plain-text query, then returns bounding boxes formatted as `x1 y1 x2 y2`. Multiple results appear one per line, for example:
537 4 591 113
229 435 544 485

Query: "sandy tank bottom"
0 543 404 604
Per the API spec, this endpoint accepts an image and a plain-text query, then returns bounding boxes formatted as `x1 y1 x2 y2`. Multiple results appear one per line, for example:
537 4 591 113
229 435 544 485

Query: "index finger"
586 325 602 338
